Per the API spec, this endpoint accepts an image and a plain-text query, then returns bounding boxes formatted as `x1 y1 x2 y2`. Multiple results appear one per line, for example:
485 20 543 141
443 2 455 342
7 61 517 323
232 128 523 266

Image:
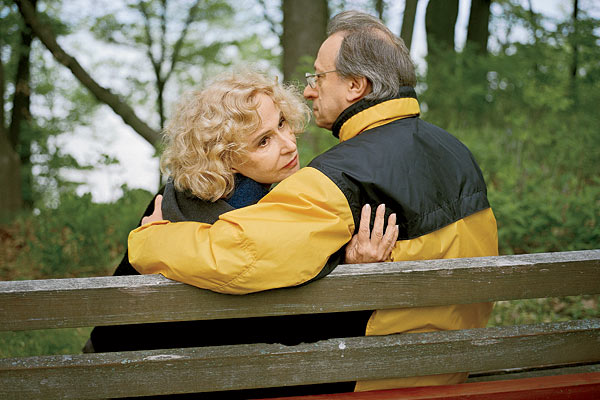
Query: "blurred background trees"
1 0 599 277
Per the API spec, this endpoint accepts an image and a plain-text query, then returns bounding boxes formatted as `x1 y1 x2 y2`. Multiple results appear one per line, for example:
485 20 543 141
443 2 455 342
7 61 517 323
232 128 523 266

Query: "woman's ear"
346 76 371 103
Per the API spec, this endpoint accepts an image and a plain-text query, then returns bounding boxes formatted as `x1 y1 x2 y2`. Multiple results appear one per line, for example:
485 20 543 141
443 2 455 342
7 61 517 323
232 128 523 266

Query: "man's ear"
346 76 371 103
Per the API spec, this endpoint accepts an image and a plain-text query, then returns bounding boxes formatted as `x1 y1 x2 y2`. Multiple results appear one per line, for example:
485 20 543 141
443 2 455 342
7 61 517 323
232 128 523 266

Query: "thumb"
154 194 163 211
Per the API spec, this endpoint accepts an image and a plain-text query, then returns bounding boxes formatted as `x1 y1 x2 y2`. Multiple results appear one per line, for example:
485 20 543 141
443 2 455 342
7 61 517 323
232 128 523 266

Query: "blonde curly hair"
160 70 310 202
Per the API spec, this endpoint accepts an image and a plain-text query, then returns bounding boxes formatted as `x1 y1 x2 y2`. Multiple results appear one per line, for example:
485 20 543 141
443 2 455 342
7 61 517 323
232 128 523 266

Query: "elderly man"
129 10 498 391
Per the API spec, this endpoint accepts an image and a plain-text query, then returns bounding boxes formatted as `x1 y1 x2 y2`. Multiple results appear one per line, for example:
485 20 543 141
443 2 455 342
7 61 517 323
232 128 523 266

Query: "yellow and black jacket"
129 87 498 391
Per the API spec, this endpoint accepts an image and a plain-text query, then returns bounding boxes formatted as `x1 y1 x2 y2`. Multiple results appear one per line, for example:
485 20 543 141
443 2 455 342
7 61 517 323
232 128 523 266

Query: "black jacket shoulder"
309 117 490 240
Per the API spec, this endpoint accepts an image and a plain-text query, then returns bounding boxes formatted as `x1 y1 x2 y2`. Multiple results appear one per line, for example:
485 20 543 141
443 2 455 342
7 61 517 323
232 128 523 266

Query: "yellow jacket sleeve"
128 167 354 294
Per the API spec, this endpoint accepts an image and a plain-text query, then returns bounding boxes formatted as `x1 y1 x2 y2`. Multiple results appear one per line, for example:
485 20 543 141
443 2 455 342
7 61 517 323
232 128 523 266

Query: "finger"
371 204 386 241
381 212 397 246
357 204 372 242
345 234 359 263
381 213 398 258
382 225 399 260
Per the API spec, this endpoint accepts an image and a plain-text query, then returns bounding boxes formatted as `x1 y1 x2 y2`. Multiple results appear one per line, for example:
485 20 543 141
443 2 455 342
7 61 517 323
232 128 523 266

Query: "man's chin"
314 118 333 131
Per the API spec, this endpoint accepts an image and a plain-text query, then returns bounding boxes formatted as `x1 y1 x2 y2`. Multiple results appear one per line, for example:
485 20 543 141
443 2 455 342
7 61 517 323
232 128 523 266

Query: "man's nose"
303 84 317 100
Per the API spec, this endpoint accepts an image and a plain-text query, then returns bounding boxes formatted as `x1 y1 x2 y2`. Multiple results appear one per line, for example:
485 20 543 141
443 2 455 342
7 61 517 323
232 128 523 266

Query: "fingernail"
379 204 385 209
364 204 371 210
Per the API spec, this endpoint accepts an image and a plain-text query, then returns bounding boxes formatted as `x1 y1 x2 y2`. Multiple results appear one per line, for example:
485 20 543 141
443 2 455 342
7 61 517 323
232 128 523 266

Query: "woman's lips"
283 154 298 169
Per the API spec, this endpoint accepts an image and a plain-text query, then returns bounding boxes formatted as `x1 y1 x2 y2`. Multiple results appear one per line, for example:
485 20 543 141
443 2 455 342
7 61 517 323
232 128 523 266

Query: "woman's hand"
345 204 399 264
141 195 164 225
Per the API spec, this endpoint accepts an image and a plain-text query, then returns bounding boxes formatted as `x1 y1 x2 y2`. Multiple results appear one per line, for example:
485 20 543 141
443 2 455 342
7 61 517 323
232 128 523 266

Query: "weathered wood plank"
467 361 600 382
1 319 599 399
264 372 600 399
1 250 599 331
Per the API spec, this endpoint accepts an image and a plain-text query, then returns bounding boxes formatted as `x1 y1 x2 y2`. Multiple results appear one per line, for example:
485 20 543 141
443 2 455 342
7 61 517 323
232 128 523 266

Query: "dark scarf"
227 174 271 209
161 174 269 224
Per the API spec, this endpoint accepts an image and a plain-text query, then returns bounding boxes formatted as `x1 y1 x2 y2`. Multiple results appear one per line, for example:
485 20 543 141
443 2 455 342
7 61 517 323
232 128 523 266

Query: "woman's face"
232 93 300 184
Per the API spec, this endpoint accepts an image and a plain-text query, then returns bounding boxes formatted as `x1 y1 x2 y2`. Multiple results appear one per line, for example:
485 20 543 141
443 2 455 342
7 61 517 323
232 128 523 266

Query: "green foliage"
420 3 600 255
1 0 104 212
489 175 599 254
0 328 92 358
298 123 339 167
489 296 600 327
2 186 153 279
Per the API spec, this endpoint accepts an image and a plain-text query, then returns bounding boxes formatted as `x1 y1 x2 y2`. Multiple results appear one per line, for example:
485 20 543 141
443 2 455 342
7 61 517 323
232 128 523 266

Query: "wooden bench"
1 250 599 399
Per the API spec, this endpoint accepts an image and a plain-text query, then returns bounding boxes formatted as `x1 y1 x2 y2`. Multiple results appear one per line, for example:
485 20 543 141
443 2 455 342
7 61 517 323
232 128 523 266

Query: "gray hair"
327 10 416 101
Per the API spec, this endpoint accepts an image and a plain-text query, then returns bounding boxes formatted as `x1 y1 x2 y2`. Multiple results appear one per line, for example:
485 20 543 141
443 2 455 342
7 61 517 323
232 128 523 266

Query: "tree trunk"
375 0 384 21
14 0 161 146
0 48 23 220
525 0 539 74
0 129 22 220
425 0 458 56
571 0 579 106
282 0 328 83
400 0 418 52
466 0 491 54
424 0 459 116
8 0 36 210
0 46 5 133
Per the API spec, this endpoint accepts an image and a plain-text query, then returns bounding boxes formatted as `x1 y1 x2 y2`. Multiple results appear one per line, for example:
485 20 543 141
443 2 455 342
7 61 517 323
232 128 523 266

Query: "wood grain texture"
467 362 600 382
1 250 599 331
1 319 599 399
263 372 600 399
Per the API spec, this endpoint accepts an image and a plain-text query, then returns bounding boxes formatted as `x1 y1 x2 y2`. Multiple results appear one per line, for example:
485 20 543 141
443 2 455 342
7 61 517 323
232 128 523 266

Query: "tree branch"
159 0 167 75
165 0 201 83
0 49 5 133
14 0 161 146
138 1 162 83
257 0 281 38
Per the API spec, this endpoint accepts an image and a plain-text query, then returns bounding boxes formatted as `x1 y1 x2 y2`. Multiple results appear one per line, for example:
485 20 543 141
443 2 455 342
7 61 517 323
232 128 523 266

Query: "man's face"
303 32 353 131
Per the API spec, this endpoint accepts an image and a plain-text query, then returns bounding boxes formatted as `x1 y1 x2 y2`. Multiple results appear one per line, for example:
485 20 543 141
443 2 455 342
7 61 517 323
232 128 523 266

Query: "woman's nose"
280 132 297 153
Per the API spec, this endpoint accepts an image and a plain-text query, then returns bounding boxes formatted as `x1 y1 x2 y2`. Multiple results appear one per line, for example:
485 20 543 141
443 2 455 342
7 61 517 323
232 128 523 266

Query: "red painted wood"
265 372 600 400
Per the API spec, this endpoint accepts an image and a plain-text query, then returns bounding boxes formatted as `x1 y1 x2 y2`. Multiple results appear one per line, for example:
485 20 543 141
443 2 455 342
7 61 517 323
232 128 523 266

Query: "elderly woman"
156 70 311 224
87 71 396 393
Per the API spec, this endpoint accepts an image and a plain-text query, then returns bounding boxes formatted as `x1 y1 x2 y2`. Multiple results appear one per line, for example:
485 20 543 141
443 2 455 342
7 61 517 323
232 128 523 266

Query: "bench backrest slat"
1 319 598 399
1 250 599 331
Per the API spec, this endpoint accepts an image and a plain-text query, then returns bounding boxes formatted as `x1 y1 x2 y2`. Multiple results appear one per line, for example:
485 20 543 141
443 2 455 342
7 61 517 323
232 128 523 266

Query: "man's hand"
141 195 164 225
345 204 399 264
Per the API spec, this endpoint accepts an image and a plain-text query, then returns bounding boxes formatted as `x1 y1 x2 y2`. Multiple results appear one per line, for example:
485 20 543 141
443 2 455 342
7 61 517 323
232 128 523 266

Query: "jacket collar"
332 86 420 142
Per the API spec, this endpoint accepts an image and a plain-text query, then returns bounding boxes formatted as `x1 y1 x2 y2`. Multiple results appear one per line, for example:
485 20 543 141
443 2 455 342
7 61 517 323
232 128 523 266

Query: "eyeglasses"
305 70 338 88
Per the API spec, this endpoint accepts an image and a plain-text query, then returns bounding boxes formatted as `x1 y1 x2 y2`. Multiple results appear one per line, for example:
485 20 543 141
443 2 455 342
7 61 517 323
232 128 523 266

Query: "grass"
488 295 600 327
0 327 93 358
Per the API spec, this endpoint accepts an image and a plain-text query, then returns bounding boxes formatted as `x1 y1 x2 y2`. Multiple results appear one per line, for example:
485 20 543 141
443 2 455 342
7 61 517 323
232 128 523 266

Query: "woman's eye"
259 136 269 147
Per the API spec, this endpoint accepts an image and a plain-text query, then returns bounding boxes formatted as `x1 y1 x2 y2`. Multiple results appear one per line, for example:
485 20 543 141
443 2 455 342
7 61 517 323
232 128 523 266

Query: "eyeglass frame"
305 70 338 88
